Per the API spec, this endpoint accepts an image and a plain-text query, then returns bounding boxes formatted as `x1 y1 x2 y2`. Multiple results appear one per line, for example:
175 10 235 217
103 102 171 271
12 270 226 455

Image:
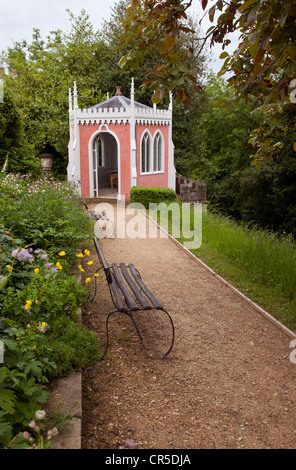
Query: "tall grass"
192 210 296 301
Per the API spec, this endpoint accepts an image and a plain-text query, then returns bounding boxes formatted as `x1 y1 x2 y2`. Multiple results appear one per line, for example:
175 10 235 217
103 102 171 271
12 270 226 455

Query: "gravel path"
81 202 296 449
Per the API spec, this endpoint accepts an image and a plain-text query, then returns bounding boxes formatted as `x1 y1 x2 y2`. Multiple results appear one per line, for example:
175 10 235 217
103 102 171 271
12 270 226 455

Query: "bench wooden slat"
111 263 140 311
91 236 174 359
120 263 152 310
128 263 163 310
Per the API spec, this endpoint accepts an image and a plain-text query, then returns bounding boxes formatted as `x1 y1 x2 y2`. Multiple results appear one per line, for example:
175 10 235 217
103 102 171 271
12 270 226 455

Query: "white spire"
73 81 78 109
169 91 173 111
131 77 135 107
68 88 72 111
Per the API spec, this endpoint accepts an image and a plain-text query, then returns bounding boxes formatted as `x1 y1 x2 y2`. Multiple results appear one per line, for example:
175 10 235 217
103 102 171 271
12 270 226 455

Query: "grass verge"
150 204 296 333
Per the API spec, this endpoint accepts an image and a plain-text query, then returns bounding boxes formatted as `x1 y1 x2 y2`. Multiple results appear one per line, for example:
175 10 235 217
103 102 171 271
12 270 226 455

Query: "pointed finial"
169 91 173 111
131 77 135 106
69 88 72 111
73 81 78 109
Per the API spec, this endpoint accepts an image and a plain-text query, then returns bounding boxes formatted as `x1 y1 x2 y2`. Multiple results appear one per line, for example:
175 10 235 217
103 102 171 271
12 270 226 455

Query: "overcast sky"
0 0 239 75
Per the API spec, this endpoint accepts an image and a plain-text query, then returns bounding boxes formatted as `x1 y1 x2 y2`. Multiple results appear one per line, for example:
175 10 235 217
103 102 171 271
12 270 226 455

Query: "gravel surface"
81 203 296 449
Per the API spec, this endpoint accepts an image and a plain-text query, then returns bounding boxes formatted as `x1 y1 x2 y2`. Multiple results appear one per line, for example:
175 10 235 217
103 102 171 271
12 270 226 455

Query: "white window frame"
140 131 152 174
153 131 164 173
140 130 164 175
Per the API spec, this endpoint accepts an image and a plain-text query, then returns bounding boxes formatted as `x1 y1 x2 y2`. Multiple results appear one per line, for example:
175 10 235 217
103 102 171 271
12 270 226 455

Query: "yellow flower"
94 273 100 277
85 277 92 284
56 262 62 270
35 299 39 304
84 249 90 256
59 251 66 256
6 264 12 272
34 268 40 274
76 253 84 258
24 300 32 310
87 260 93 265
38 321 47 333
78 265 85 272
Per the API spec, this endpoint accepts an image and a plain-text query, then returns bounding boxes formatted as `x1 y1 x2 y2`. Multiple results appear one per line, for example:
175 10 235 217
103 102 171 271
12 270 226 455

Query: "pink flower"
125 439 134 448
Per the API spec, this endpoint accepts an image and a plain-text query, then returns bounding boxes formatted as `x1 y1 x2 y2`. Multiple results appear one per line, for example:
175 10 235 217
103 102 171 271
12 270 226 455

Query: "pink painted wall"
78 121 169 200
79 122 131 199
136 124 169 189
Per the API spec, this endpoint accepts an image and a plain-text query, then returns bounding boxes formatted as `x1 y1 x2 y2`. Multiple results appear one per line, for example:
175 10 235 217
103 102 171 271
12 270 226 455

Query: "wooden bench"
91 236 175 359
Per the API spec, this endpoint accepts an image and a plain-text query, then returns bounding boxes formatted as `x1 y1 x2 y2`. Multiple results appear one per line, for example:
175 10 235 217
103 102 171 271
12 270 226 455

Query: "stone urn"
38 153 54 173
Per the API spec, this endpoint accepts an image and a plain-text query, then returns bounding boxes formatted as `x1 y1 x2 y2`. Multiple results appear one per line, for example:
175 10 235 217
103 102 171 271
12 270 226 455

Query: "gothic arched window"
141 131 152 174
153 131 164 172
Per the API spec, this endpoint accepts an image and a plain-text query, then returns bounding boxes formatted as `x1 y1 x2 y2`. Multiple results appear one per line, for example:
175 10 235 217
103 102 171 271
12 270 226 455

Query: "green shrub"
48 317 101 378
0 88 42 177
130 186 177 209
0 175 100 448
0 174 92 253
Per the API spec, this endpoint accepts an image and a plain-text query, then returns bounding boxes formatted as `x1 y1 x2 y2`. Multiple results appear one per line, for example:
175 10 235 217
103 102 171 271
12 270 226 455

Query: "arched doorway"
91 132 119 198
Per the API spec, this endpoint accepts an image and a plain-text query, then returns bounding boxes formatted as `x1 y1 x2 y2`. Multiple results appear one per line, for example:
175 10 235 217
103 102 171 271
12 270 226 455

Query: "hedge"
130 186 177 209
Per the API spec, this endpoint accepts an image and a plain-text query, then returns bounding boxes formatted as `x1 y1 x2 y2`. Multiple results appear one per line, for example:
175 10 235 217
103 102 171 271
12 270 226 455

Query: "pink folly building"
67 79 176 201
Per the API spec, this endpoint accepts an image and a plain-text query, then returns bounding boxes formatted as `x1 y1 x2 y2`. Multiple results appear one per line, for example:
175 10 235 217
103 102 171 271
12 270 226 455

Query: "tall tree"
118 0 296 105
119 0 207 106
0 86 41 174
1 10 110 173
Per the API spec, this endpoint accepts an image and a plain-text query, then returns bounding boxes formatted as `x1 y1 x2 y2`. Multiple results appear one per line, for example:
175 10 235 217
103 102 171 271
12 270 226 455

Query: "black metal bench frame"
91 236 175 359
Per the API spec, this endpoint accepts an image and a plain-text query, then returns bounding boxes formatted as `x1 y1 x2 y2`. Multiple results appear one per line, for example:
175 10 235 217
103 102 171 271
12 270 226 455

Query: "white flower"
35 410 46 420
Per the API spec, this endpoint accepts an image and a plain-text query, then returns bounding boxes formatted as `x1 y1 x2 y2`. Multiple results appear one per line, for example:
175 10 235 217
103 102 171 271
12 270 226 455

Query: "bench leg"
101 308 175 360
101 309 120 359
88 265 104 303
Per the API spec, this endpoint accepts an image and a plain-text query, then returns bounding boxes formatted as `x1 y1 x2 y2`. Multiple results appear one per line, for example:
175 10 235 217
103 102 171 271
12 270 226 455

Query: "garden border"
46 267 82 450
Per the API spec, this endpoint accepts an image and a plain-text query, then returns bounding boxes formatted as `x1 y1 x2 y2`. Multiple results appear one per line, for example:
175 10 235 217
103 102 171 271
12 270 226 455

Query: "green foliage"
197 210 296 300
130 186 177 208
203 0 296 103
0 174 92 252
0 87 42 176
0 319 52 448
119 0 206 106
0 174 100 448
48 317 101 378
1 11 110 172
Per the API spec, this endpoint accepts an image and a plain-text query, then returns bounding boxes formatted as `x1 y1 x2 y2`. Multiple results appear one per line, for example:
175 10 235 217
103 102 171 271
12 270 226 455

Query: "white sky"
0 0 240 75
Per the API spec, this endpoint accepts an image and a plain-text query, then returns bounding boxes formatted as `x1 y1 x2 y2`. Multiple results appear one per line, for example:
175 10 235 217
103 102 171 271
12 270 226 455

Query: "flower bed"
0 174 100 449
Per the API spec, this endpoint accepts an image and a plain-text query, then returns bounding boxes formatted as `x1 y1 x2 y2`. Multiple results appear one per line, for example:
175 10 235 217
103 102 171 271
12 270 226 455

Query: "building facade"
67 79 175 200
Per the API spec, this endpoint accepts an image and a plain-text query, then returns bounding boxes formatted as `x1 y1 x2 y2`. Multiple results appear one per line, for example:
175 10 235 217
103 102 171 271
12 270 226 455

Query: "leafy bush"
0 174 92 253
0 318 53 448
0 88 42 177
0 174 100 448
130 186 177 209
